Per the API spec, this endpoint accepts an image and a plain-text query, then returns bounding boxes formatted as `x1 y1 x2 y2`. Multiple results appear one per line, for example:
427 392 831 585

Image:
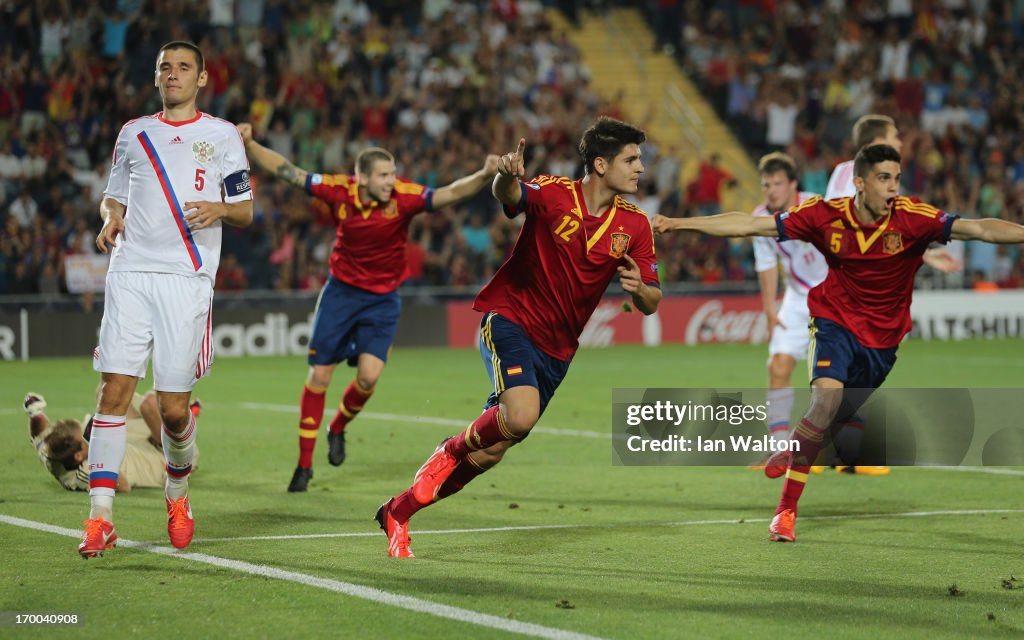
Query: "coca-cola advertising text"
446 295 769 348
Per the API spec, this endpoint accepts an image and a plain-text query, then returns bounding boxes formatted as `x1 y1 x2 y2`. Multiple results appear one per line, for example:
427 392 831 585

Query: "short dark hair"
578 116 646 175
45 419 84 470
158 41 204 70
757 152 798 182
852 115 895 148
853 144 901 179
356 147 394 177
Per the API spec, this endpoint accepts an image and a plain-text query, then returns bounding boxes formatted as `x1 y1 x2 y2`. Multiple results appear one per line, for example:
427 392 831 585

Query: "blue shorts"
809 317 898 389
307 276 400 367
478 312 571 417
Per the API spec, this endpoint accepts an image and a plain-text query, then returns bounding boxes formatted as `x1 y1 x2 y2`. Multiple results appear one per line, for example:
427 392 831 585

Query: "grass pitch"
1 339 1022 638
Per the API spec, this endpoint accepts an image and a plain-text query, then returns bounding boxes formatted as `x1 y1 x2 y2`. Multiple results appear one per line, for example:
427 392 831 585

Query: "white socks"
766 388 795 443
87 414 127 520
162 412 197 500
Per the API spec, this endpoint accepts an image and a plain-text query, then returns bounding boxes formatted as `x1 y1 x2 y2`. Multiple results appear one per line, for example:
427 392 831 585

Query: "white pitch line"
236 401 607 439
0 514 602 640
186 508 1024 544
928 466 1024 476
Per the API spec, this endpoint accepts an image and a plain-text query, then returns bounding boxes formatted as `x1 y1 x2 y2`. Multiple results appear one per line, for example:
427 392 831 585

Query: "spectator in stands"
688 153 737 216
9 188 39 229
215 254 248 291
4 0 1023 298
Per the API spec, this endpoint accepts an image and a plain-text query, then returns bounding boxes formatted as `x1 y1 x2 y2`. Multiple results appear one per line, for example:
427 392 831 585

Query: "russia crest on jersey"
609 232 630 258
192 140 215 164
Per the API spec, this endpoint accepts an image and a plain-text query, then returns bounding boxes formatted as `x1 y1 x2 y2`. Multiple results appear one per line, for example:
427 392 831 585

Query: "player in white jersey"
751 153 828 455
823 115 960 475
80 41 253 558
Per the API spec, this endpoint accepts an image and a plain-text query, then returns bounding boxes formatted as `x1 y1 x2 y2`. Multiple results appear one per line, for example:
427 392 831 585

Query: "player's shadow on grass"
816 526 1018 558
86 562 218 577
325 565 1016 636
202 508 344 534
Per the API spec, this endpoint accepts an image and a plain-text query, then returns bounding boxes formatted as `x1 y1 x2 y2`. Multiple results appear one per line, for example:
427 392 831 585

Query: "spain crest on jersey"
881 230 904 255
382 200 399 219
192 140 215 164
609 232 630 258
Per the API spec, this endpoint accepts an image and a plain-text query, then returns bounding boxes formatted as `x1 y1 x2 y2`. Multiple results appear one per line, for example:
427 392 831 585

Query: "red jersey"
775 195 957 348
475 175 661 361
306 173 433 294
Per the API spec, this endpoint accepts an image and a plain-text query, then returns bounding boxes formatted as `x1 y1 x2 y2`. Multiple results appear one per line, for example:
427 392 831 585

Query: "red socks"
328 380 373 435
776 418 827 515
444 406 518 459
791 418 826 467
777 465 810 515
391 458 488 523
297 384 326 469
437 458 487 500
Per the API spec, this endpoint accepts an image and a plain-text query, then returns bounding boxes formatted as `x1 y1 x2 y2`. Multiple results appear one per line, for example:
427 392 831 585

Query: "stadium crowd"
1 0 1022 297
661 0 1024 288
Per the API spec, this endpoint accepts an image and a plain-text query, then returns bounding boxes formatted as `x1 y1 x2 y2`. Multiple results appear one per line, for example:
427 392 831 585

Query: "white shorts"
768 290 811 360
94 272 214 392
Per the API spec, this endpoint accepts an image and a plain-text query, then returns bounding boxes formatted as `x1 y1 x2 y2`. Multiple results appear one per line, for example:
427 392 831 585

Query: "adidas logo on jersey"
170 136 183 145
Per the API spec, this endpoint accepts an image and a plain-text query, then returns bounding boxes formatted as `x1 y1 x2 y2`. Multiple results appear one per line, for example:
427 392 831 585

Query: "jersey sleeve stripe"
899 199 940 218
136 130 202 271
616 202 648 217
321 174 350 187
791 195 822 212
394 180 426 195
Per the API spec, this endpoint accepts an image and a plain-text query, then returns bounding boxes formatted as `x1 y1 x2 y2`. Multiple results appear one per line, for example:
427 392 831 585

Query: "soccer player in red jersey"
237 123 499 492
654 143 1024 542
375 117 663 557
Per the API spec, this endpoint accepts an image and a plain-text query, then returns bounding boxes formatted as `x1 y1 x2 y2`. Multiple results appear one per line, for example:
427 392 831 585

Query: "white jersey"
752 192 828 296
825 159 856 199
103 112 252 282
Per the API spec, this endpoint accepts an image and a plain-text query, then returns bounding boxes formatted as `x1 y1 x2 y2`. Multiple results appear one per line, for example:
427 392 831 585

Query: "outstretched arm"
236 122 308 189
432 154 500 209
950 218 1024 244
652 212 779 237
